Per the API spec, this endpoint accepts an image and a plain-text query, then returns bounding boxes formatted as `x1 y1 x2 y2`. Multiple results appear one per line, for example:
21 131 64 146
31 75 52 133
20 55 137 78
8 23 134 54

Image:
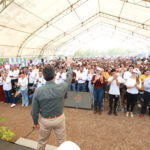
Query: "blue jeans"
4 90 13 104
68 83 76 91
20 88 28 106
88 82 93 94
78 83 86 92
93 88 104 110
13 93 22 104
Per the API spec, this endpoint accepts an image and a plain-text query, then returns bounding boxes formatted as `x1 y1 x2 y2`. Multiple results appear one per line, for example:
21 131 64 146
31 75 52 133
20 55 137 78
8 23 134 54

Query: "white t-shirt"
55 72 66 84
3 76 12 91
108 76 123 95
126 78 141 94
18 77 28 91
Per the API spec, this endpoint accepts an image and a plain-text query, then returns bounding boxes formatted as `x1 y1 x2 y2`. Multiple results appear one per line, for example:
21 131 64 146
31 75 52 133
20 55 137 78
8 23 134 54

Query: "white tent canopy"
0 0 150 57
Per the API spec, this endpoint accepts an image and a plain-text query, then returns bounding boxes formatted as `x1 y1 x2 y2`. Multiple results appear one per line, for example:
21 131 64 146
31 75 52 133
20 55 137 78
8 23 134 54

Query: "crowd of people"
0 56 150 118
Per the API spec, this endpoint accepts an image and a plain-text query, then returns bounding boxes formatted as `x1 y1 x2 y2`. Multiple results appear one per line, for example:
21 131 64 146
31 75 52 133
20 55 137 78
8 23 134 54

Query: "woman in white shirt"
18 72 28 107
125 68 141 117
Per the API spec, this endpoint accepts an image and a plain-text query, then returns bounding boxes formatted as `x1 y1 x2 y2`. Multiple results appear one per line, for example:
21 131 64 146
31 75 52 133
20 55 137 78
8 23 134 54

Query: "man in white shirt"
9 66 19 93
107 69 123 116
34 70 46 88
28 67 36 88
76 67 87 92
2 72 13 104
55 68 66 84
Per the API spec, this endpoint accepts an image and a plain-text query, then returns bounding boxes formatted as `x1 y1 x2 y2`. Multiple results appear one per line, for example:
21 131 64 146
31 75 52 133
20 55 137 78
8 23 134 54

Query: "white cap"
57 141 80 150
132 68 139 74
97 67 102 71
29 67 32 69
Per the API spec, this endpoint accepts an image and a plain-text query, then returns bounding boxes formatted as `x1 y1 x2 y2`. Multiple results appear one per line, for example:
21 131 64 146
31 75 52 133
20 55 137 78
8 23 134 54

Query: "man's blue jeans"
20 88 28 106
4 90 13 104
78 83 85 92
93 88 104 111
68 83 76 91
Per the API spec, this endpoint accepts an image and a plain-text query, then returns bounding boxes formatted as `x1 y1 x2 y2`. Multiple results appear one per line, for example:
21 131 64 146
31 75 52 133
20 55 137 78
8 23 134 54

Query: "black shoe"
108 111 112 115
114 112 118 116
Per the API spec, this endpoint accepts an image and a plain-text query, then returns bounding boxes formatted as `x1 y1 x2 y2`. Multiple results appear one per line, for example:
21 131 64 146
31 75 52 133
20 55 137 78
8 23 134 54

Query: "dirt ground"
0 103 150 150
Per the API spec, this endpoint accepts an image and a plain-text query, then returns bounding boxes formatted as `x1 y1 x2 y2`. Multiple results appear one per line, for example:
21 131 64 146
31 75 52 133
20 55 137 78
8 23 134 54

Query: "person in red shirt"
91 67 105 114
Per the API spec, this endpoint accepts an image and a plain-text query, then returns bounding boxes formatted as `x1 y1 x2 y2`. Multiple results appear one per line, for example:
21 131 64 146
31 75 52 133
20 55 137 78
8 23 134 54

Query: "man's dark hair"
43 66 55 81
128 65 134 69
110 69 116 74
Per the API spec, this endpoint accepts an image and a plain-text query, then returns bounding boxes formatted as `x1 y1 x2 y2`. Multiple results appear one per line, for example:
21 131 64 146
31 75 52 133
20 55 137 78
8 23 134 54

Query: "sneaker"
22 104 25 107
130 112 134 118
10 104 16 108
126 112 129 117
108 111 112 115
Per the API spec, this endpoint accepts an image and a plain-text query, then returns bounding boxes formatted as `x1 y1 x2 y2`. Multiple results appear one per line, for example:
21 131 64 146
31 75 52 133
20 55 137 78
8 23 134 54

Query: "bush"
0 117 15 141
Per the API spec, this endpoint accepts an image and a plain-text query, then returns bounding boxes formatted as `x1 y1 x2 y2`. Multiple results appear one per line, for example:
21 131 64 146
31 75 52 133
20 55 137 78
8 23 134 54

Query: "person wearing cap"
140 69 150 117
125 68 141 117
31 57 72 150
107 69 123 116
91 67 105 114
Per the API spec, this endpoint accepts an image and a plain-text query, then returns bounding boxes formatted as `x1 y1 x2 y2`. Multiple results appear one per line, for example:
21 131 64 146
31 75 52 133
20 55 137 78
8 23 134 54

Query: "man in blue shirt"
140 69 150 117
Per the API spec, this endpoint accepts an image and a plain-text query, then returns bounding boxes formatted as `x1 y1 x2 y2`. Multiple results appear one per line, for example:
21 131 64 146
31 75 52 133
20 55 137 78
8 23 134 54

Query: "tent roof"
0 0 150 57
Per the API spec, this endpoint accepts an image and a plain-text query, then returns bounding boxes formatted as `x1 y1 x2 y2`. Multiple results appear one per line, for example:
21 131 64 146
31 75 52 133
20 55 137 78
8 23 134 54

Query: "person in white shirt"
9 66 19 93
87 69 94 94
125 68 141 117
107 69 123 116
76 67 87 92
32 65 38 79
28 67 36 88
18 72 28 107
34 70 46 88
123 65 134 81
2 72 13 104
55 68 66 84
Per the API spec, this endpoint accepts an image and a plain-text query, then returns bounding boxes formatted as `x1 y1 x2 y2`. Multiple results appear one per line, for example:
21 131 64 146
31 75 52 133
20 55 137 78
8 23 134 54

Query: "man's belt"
43 113 63 119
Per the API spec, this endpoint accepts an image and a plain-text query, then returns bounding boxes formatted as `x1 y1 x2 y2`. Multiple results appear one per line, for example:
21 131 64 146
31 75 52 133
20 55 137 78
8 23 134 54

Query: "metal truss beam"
120 0 150 8
0 0 14 13
17 0 88 57
39 10 150 56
